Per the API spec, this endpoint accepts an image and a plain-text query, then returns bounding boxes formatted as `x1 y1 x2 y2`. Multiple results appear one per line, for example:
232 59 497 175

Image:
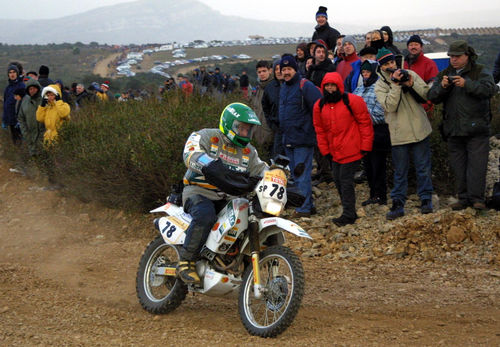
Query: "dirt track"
0 157 499 346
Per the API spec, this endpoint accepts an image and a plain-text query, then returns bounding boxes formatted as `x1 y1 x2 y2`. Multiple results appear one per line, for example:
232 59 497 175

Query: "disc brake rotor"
265 276 288 311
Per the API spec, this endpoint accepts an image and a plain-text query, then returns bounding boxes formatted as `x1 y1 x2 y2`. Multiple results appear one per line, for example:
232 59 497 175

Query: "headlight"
262 200 284 216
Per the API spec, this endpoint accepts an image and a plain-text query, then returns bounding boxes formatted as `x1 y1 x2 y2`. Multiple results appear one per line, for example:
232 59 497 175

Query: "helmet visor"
231 119 255 140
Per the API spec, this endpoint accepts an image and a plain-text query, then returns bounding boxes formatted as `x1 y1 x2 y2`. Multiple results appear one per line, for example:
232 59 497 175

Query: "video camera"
386 68 410 83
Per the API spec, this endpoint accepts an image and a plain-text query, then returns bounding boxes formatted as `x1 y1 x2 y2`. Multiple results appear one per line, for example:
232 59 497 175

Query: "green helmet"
219 103 261 147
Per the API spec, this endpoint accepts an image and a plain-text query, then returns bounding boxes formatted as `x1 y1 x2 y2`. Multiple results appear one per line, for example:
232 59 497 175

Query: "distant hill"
0 0 362 45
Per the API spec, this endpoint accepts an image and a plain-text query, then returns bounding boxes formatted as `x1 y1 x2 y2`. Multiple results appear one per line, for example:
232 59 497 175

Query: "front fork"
248 214 264 299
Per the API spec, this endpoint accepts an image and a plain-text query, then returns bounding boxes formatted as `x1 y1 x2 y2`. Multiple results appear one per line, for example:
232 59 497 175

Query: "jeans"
180 195 226 261
448 135 489 204
390 136 433 204
284 146 314 213
332 160 360 219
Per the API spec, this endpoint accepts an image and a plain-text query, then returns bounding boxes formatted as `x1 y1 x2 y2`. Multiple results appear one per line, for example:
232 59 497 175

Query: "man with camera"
428 41 497 211
375 48 433 220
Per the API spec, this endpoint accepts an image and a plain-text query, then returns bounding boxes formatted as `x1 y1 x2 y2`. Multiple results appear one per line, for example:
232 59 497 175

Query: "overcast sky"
1 0 499 29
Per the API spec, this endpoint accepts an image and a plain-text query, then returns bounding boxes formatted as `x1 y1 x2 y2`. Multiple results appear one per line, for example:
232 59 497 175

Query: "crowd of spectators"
3 5 499 225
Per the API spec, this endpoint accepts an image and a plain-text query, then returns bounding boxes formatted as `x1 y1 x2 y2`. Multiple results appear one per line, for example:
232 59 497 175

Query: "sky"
1 0 499 29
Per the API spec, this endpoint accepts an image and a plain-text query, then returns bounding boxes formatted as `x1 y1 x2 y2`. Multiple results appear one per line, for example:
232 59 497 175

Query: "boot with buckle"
176 260 200 284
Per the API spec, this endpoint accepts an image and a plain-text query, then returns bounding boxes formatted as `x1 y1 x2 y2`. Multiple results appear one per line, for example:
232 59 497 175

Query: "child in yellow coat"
36 84 70 145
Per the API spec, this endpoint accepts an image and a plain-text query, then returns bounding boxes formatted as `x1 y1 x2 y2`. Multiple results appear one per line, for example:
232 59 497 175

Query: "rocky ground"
0 154 499 346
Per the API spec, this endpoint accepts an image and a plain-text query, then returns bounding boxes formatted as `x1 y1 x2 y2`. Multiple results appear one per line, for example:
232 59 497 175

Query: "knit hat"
407 35 423 46
316 6 328 19
280 54 298 71
101 80 110 89
447 40 468 56
361 60 373 71
343 35 356 46
7 64 19 75
39 65 49 76
296 42 308 54
359 47 377 57
14 87 26 98
376 48 395 65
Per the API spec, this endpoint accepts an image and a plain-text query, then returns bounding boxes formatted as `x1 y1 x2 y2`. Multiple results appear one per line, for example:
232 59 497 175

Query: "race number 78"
259 183 285 200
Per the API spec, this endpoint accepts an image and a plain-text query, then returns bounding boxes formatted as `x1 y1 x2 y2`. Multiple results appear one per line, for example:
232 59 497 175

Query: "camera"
386 68 410 83
448 75 458 81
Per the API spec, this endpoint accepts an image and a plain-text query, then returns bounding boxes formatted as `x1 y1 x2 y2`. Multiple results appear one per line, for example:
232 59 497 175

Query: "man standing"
279 55 322 217
336 36 360 81
313 72 373 226
307 40 335 87
38 65 53 88
74 83 96 109
250 61 274 155
262 59 285 157
404 35 438 84
240 69 249 99
375 48 434 220
312 6 340 52
492 50 500 84
3 64 25 144
18 78 44 156
428 41 497 210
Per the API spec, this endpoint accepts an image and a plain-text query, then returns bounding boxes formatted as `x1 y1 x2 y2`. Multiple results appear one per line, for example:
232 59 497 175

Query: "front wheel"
136 236 187 314
238 245 305 337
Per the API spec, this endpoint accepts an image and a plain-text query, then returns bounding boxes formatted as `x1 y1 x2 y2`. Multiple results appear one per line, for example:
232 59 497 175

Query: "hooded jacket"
279 72 322 147
353 61 386 125
313 72 373 164
375 68 431 146
36 84 71 144
3 72 25 126
18 79 45 154
428 53 497 137
312 22 340 51
380 26 401 55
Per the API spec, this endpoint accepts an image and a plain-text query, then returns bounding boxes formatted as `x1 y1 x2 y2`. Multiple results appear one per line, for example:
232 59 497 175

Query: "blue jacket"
3 77 25 126
344 60 362 94
279 73 322 147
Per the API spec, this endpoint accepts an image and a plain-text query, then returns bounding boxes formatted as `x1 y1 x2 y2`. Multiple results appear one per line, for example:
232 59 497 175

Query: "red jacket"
313 72 373 164
335 53 359 81
404 53 438 84
181 81 193 96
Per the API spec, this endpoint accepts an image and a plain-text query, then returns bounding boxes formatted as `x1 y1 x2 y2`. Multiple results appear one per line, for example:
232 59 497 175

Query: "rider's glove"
202 159 257 196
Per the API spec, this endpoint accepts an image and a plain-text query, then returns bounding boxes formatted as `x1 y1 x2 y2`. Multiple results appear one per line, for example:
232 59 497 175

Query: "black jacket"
262 79 281 131
380 26 401 55
312 22 340 51
240 74 249 88
307 59 336 87
428 60 497 137
493 51 500 84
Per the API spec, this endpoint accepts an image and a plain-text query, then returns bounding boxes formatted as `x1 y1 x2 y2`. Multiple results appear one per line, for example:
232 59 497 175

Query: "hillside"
0 0 318 45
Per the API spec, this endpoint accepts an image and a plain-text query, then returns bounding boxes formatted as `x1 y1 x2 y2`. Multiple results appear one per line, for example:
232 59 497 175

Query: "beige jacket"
374 69 431 146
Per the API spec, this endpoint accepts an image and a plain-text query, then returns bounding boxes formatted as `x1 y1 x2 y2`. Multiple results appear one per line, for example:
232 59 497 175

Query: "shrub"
39 92 240 211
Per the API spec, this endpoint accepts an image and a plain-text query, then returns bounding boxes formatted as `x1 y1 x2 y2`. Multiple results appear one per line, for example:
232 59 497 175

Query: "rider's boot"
176 260 201 284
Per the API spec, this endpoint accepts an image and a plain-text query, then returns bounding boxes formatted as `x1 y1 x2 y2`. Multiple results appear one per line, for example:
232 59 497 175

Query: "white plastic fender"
258 217 312 239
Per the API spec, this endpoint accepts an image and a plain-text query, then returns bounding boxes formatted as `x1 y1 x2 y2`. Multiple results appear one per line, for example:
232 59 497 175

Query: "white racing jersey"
182 128 267 202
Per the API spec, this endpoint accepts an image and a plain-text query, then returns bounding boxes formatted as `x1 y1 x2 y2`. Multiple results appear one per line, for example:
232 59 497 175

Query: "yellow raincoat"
36 84 71 144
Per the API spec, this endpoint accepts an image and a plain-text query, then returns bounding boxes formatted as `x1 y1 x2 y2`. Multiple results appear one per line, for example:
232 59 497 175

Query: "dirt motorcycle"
136 157 311 337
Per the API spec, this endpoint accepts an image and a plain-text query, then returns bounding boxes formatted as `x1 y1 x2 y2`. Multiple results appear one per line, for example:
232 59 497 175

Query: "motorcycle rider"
178 103 268 284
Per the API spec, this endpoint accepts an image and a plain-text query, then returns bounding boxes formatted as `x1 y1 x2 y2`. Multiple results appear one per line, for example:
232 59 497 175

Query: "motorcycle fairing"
205 198 249 254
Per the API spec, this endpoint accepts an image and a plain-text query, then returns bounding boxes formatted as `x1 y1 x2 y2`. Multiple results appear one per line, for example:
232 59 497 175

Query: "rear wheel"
238 245 305 337
136 236 187 314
